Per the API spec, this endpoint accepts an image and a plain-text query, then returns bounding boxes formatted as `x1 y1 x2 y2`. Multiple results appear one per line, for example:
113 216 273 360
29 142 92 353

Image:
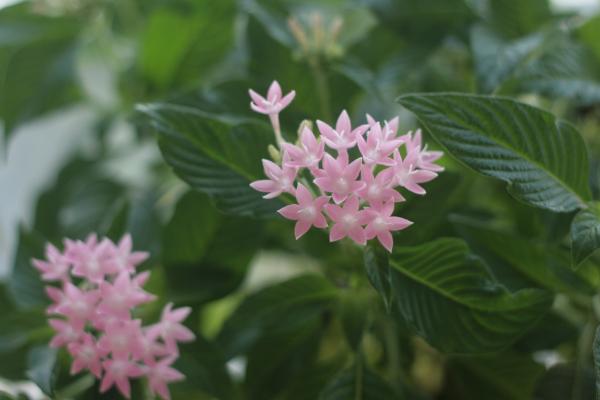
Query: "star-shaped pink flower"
146 356 185 400
403 129 444 172
250 159 297 199
56 282 100 327
324 196 370 245
67 333 103 378
389 150 437 195
97 271 155 320
67 235 113 283
146 303 195 352
277 183 329 239
49 319 83 348
249 80 296 115
100 355 144 398
357 122 403 166
104 234 149 275
316 110 368 150
314 152 364 203
364 201 412 252
98 319 145 359
281 126 324 169
32 243 70 282
357 165 403 206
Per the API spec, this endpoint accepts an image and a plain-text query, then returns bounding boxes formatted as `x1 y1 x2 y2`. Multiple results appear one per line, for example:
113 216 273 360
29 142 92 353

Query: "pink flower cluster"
249 81 443 252
32 234 195 400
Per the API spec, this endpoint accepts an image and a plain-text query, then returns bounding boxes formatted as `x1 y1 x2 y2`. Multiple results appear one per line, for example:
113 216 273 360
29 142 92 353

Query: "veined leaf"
217 274 337 359
571 202 600 267
138 102 282 218
447 352 545 400
387 238 552 354
319 362 398 400
453 216 595 296
398 93 591 212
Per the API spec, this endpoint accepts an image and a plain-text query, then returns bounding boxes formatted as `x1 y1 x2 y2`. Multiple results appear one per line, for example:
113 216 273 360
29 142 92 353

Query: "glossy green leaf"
571 202 600 267
26 346 57 396
338 289 369 350
387 238 552 354
363 244 393 313
398 93 591 212
8 229 47 309
163 191 263 305
453 216 595 296
138 102 283 217
319 362 398 400
173 336 236 400
447 353 545 400
217 274 337 359
0 3 81 140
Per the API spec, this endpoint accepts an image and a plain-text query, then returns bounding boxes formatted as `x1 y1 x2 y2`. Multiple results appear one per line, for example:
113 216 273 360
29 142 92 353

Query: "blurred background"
1 0 600 399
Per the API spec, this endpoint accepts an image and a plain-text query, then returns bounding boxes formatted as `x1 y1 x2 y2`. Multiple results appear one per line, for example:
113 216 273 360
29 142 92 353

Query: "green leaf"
486 0 551 39
0 3 81 141
8 229 47 309
162 191 263 304
319 362 398 400
173 336 236 400
535 364 596 400
579 15 600 64
571 202 600 267
338 289 369 350
26 346 57 396
453 216 595 296
447 352 545 400
398 93 592 212
387 238 552 354
217 274 337 359
595 326 600 400
363 244 392 313
138 102 283 218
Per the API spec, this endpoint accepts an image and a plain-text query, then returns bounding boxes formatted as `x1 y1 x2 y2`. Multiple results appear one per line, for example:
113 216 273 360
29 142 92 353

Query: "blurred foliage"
2 0 600 399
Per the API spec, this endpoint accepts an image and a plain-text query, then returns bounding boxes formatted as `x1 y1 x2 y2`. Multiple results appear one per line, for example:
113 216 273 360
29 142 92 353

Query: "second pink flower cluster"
249 81 443 252
33 234 194 400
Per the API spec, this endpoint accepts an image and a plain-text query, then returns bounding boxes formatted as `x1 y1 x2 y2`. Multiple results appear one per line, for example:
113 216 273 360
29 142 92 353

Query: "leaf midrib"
399 93 589 208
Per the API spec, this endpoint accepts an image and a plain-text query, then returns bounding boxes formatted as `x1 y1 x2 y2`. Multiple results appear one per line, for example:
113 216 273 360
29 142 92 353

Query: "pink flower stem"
268 113 285 148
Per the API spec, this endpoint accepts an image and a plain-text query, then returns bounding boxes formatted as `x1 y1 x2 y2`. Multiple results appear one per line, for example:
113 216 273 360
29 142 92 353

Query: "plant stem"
573 313 596 400
309 57 333 121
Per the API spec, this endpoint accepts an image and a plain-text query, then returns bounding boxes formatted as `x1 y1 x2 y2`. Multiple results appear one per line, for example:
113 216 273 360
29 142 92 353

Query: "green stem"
309 57 333 121
573 313 596 400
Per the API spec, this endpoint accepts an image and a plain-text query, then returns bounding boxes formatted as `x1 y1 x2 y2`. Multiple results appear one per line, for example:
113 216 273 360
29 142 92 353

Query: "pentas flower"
250 159 297 199
248 81 443 252
278 183 329 239
33 234 194 400
316 110 368 150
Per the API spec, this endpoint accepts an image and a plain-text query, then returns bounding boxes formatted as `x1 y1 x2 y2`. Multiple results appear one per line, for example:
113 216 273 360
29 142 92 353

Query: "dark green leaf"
173 336 236 400
0 3 81 140
571 202 600 267
398 93 591 212
162 191 262 304
26 346 57 396
453 215 595 296
217 274 337 359
595 327 600 400
535 364 596 400
387 238 552 354
8 228 47 309
338 289 369 350
486 0 551 39
319 362 398 400
363 244 392 313
446 352 545 400
138 103 283 217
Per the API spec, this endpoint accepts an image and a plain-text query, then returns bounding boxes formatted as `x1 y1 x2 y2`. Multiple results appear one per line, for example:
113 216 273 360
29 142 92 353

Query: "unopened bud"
268 144 281 163
297 120 314 138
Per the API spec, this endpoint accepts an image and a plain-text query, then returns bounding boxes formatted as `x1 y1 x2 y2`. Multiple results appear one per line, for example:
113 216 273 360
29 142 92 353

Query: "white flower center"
342 214 357 228
373 217 387 231
334 178 349 193
300 206 316 219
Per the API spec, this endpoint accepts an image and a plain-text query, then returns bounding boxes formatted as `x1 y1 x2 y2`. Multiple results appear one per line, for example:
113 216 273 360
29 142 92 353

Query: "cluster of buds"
33 234 194 400
287 12 344 61
249 81 443 252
